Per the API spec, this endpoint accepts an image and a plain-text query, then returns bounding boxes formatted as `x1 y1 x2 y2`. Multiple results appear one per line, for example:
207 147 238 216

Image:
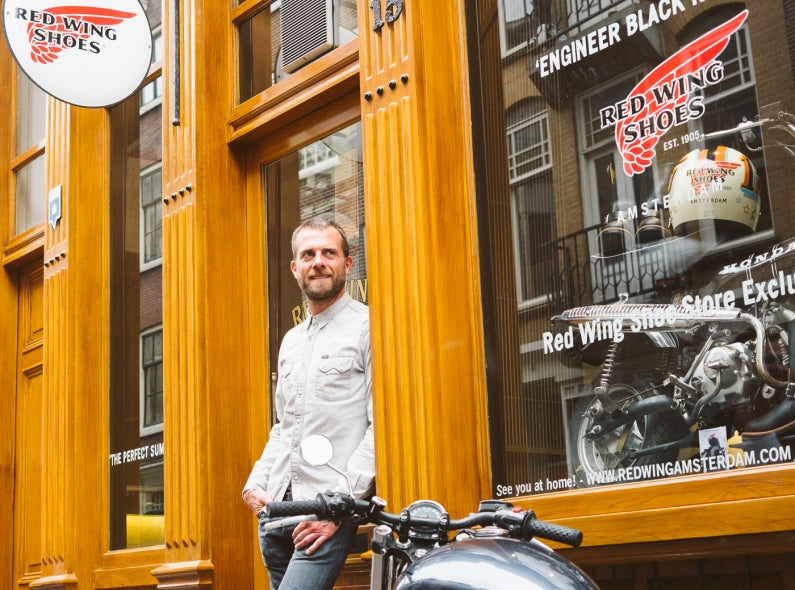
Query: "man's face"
291 226 353 305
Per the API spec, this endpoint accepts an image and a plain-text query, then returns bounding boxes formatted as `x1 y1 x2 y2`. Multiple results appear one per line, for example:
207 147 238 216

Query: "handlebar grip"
525 519 583 547
266 499 325 518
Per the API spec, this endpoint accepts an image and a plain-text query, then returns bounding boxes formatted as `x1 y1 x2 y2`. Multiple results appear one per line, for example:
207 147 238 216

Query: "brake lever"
263 514 318 531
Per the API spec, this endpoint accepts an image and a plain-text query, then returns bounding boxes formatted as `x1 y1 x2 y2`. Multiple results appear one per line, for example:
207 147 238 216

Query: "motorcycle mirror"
301 434 334 467
300 434 354 497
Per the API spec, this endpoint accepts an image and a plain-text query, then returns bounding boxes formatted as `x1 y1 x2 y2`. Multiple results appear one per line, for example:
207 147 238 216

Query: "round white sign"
2 0 153 107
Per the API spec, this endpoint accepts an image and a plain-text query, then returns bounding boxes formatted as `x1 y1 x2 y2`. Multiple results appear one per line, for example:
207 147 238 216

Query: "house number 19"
370 0 403 30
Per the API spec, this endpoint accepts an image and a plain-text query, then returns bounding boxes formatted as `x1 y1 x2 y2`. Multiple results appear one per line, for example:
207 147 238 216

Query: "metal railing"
548 223 688 311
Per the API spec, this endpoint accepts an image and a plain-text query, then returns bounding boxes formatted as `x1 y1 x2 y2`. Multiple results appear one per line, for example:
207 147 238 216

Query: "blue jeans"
258 513 357 590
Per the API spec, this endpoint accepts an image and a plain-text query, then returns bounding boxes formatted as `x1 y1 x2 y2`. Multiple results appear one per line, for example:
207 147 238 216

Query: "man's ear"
345 256 353 275
290 259 298 277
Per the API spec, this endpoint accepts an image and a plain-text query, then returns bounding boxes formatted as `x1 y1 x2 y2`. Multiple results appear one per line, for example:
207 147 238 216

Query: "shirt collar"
307 292 352 329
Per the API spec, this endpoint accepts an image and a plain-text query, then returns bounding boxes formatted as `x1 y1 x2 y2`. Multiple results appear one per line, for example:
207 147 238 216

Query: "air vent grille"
281 0 336 73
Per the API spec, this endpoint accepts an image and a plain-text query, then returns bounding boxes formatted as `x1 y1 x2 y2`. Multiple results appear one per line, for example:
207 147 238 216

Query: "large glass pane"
488 4 794 497
238 1 359 103
264 122 366 402
14 155 46 234
16 71 46 153
108 89 164 549
108 1 164 549
238 6 277 101
14 69 47 234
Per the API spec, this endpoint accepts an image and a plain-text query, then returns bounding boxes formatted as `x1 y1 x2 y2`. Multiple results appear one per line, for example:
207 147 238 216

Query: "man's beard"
301 272 347 302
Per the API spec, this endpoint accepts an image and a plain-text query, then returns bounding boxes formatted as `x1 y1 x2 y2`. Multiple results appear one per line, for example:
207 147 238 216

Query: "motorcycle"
554 243 795 487
556 108 795 487
264 434 600 589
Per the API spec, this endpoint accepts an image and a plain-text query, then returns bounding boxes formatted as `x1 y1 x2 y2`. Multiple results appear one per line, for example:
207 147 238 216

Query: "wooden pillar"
0 40 17 590
152 0 253 588
30 100 110 590
359 2 492 517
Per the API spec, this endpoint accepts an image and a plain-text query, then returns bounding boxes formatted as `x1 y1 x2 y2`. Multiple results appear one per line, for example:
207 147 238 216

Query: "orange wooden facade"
1 1 794 589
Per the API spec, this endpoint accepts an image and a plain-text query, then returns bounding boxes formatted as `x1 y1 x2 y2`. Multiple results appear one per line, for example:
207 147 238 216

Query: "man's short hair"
291 216 350 259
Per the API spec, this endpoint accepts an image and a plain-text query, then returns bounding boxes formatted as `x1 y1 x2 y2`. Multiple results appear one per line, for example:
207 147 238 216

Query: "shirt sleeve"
243 333 292 497
243 420 281 495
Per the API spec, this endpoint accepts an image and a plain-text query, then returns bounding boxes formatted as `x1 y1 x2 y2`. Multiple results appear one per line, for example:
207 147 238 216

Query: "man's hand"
293 520 340 555
243 488 271 516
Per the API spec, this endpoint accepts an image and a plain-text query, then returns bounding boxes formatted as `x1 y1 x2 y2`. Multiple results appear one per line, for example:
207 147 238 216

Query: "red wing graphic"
617 10 748 176
27 6 137 64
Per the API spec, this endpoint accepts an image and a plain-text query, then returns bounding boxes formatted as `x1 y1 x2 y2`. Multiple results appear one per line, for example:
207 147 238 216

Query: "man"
243 217 375 590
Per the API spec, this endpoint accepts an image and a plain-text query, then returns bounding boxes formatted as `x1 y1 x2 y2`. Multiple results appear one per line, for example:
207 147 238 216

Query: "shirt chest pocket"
315 354 354 401
278 359 296 401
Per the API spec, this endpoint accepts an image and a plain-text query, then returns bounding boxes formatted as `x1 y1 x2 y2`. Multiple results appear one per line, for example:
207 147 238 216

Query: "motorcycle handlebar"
447 509 582 547
267 498 326 518
266 493 583 547
524 516 583 547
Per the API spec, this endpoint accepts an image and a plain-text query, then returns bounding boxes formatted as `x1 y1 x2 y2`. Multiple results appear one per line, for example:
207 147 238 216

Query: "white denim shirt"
244 293 375 502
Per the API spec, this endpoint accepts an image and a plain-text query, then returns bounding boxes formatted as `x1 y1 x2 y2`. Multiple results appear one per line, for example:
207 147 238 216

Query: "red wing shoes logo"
22 6 137 64
685 161 742 196
599 10 748 176
3 0 153 107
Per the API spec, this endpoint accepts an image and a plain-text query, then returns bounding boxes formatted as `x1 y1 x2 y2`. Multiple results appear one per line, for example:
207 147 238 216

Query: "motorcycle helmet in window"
666 146 761 243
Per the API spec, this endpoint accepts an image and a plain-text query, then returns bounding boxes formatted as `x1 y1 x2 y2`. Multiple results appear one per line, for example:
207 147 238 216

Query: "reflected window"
507 100 556 305
141 327 164 435
577 71 659 302
500 0 534 54
141 165 163 268
140 31 164 110
578 70 648 226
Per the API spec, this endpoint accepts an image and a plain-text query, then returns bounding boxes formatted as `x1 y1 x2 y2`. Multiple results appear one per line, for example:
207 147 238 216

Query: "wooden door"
12 259 43 589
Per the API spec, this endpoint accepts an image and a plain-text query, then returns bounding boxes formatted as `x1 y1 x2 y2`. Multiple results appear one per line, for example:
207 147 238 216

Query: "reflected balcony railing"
548 222 690 311
530 0 633 43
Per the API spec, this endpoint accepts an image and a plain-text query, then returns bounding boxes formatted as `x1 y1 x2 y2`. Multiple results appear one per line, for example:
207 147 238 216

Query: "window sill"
514 462 795 548
95 546 166 588
3 223 45 267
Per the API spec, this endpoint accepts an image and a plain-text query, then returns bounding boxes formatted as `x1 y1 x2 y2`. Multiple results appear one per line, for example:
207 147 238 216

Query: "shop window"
140 164 163 269
264 122 366 405
236 0 358 103
108 0 164 550
487 5 793 497
13 68 47 234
